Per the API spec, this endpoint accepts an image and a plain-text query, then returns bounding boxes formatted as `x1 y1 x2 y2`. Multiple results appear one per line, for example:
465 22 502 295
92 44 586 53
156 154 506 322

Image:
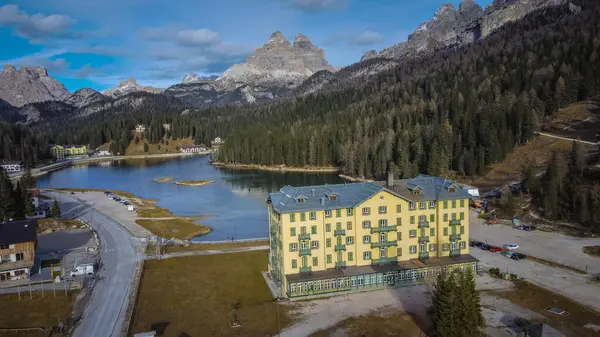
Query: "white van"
70 264 95 277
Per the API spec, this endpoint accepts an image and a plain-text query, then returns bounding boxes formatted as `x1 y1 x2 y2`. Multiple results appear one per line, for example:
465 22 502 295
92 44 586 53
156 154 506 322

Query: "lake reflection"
36 155 344 240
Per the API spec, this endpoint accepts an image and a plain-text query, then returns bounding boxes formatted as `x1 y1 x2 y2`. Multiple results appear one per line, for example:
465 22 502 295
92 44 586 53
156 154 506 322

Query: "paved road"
469 211 600 274
50 192 140 337
536 131 598 145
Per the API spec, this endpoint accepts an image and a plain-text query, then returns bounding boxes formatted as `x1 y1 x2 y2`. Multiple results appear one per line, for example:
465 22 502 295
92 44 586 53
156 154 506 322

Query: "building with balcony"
0 220 37 283
266 174 477 298
0 160 22 173
50 144 87 159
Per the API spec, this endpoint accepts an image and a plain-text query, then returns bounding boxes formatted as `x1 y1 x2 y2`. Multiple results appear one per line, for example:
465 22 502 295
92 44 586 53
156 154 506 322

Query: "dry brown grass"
583 245 600 257
53 188 137 199
153 176 174 183
173 180 213 186
310 311 425 337
125 137 196 156
36 219 83 233
543 100 599 130
0 291 78 337
130 251 296 337
135 219 211 240
163 240 268 253
493 280 600 337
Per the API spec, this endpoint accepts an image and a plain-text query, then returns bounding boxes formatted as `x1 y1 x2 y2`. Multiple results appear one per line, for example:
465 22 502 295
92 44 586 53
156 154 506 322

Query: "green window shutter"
443 214 448 221
410 216 415 224
460 199 465 207
292 259 297 268
443 201 448 209
460 212 465 220
290 214 295 222
452 213 456 220
452 200 456 208
312 257 318 266
326 238 331 247
327 254 332 264
444 227 448 236
429 214 434 222
348 252 353 262
311 226 317 234
300 213 306 221
326 223 331 232
336 209 341 217
291 228 296 236
396 204 401 213
289 243 293 252
430 228 435 236
460 226 465 234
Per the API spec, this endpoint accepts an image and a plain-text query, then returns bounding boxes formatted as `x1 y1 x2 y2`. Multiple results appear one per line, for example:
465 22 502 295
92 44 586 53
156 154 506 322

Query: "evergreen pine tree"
569 140 585 176
432 271 458 337
52 199 61 218
12 181 26 220
521 158 538 195
457 268 485 336
0 169 17 220
20 167 36 190
144 143 149 153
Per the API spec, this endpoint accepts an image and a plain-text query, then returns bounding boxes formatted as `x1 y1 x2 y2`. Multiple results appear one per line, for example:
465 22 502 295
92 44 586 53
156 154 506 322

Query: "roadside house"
0 160 23 173
0 219 37 282
179 145 206 153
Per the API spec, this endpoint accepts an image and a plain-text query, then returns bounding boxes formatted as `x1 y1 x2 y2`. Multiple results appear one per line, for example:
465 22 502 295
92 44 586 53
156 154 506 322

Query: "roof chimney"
387 172 394 187
311 188 315 196
320 197 326 205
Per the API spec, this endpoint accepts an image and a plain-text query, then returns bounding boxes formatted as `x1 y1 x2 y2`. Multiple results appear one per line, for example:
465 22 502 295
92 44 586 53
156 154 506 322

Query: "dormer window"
449 187 456 193
297 196 306 203
328 193 338 201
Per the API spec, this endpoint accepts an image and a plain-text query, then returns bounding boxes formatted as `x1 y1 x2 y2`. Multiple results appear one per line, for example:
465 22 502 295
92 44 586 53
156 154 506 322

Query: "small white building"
95 150 112 156
163 123 171 131
0 160 22 173
180 145 206 153
135 124 146 133
212 137 223 145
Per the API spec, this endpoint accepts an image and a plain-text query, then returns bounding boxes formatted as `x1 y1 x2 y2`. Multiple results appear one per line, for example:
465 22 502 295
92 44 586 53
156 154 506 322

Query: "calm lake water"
36 155 344 241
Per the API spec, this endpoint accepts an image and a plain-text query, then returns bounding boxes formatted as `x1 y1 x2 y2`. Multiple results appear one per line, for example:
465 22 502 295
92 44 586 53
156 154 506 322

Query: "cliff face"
361 0 572 61
0 65 70 107
64 88 107 107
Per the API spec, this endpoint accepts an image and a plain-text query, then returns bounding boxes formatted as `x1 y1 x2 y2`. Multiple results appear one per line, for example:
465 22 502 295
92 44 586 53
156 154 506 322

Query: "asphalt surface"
50 191 140 337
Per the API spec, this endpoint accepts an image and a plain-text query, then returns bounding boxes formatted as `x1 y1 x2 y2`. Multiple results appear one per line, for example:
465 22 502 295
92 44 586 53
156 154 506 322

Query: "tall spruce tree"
52 199 61 218
432 271 458 337
457 268 485 336
20 167 36 190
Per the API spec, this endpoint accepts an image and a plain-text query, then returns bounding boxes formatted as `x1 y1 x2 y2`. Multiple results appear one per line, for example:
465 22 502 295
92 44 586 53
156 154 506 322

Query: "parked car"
70 263 95 277
489 246 503 253
513 253 527 260
504 244 519 250
470 240 482 247
515 225 534 231
479 244 491 251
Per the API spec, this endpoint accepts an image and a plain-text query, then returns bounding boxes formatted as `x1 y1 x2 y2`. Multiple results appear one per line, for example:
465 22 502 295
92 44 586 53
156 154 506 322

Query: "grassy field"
158 240 269 254
583 245 600 257
125 137 197 155
0 291 78 337
493 280 600 337
136 219 211 240
36 218 83 233
53 188 137 199
310 311 424 337
130 251 296 337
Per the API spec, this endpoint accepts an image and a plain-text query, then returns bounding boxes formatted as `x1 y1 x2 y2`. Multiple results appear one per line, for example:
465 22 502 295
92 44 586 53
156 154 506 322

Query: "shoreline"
211 161 341 173
74 151 212 164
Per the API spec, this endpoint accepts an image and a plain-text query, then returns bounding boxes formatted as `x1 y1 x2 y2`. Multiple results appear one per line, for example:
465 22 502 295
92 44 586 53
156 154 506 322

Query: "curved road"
51 192 140 337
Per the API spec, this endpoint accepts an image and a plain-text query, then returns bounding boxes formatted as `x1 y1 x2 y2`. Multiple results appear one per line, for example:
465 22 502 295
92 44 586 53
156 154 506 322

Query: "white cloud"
290 0 346 12
176 29 220 46
0 4 75 40
353 31 383 46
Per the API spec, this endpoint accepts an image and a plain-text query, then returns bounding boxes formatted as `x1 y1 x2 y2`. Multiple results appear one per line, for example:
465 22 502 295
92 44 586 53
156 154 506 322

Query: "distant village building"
180 145 206 153
0 219 37 283
95 149 112 156
212 137 223 145
0 160 22 173
163 124 171 131
26 197 51 219
135 124 146 133
50 144 87 159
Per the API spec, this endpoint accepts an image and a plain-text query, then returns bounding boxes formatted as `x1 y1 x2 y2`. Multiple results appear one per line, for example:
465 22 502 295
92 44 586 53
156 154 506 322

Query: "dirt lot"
542 100 600 143
310 310 424 337
129 250 296 337
0 291 78 337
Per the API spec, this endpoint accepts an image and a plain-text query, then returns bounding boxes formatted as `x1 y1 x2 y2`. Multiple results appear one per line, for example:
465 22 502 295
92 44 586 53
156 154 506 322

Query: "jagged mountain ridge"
0 65 70 107
64 88 108 108
103 78 165 98
181 73 219 83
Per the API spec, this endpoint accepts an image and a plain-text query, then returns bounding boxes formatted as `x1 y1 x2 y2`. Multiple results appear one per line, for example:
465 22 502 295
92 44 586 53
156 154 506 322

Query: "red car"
489 246 503 253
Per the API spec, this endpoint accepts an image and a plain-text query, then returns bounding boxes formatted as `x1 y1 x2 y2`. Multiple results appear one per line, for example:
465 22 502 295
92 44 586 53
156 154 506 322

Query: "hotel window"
460 199 465 207
300 213 306 221
362 220 371 229
292 259 297 268
460 226 465 234
363 251 371 260
397 232 402 241
290 213 296 222
396 204 402 213
312 257 318 266
348 252 353 261
300 226 306 234
430 214 435 222
409 229 417 238
460 212 465 220
311 226 317 234
325 210 332 218
460 241 466 249
336 209 341 217
396 218 402 226
378 206 387 214
443 201 448 209
290 228 296 236
443 214 448 222
362 207 370 215
410 216 415 224
289 243 298 251
326 223 331 232
327 254 332 264
346 236 354 245
336 222 342 230
379 219 388 227
430 228 435 236
452 200 457 208
419 202 426 210
429 244 436 252
397 247 402 256
409 245 417 254
0 245 8 250
347 208 353 216
429 201 435 209
409 202 415 210
444 228 448 236
347 221 353 230
442 243 449 251
326 238 331 248
452 213 457 220
309 212 316 220
419 215 426 222
311 240 319 249
363 235 371 244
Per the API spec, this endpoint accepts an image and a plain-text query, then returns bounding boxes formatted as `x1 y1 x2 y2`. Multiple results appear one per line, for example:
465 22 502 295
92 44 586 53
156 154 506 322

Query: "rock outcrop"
64 88 107 107
217 32 335 90
181 73 218 84
0 65 70 107
103 78 165 98
361 0 570 61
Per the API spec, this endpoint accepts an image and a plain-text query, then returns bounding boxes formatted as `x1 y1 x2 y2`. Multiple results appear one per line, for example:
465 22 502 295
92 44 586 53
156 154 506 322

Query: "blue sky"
0 0 492 92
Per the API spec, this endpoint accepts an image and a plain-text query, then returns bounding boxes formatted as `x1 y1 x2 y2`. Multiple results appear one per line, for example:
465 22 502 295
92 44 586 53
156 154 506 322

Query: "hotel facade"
267 174 478 298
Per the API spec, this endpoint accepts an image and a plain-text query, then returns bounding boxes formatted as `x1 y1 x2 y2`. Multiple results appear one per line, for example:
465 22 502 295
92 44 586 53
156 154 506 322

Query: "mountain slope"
64 88 108 107
103 78 165 98
0 65 70 107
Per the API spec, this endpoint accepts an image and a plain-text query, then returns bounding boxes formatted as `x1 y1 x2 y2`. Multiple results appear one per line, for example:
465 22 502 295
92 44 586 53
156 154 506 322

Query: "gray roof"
0 220 37 245
268 182 383 213
377 174 472 202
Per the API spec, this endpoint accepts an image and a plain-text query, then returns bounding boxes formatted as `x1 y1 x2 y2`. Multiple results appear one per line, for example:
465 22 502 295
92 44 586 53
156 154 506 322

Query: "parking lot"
469 210 600 274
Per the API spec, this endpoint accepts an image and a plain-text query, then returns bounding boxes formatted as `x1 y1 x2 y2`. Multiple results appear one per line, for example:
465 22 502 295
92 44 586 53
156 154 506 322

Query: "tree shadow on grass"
150 321 170 335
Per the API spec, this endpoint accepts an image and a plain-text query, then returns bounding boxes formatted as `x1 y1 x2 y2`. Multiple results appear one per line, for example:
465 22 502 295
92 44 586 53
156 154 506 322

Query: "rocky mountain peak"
104 78 164 98
182 72 218 84
459 0 484 21
264 31 291 51
64 88 106 108
0 64 69 107
118 78 138 87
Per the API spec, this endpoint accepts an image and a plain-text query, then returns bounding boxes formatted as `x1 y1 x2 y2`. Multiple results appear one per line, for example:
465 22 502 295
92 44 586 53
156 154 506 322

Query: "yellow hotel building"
267 174 478 298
